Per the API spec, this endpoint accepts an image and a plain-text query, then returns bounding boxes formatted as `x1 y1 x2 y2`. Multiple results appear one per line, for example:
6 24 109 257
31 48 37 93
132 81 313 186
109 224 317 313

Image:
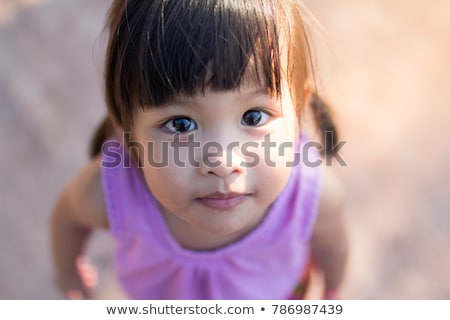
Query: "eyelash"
162 116 197 134
160 108 273 134
241 109 272 127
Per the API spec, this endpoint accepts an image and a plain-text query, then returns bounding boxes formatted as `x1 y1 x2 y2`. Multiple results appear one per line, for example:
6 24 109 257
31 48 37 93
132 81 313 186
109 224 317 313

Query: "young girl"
51 0 348 300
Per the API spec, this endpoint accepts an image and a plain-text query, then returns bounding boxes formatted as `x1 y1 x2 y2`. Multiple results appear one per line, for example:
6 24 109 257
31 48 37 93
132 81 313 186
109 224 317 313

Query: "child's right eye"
163 117 198 133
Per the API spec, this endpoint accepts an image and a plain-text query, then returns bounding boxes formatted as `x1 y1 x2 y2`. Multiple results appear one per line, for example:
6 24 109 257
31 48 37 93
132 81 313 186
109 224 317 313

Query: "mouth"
196 192 250 210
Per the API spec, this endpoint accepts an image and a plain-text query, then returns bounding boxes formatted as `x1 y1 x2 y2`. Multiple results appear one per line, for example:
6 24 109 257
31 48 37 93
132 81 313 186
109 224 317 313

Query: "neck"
160 205 267 252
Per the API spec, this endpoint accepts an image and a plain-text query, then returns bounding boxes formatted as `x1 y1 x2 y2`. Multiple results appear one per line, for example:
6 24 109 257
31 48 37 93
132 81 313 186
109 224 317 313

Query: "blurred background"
0 0 449 299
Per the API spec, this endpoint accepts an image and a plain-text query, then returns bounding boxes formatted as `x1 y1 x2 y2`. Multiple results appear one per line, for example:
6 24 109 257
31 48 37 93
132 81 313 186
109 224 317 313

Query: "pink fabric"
101 134 321 299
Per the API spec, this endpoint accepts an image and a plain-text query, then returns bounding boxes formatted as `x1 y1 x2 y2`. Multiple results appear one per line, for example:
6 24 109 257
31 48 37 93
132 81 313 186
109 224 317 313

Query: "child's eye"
241 110 270 127
164 117 197 133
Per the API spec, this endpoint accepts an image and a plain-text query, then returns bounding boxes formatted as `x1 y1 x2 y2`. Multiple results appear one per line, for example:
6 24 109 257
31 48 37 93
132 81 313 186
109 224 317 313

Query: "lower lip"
197 195 249 210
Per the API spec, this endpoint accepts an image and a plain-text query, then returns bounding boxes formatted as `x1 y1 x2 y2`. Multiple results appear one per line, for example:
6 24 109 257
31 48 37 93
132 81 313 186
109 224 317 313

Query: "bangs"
106 0 285 126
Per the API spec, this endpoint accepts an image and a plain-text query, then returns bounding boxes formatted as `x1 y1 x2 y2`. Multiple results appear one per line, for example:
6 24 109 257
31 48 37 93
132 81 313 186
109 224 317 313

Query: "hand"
56 256 98 299
324 289 340 300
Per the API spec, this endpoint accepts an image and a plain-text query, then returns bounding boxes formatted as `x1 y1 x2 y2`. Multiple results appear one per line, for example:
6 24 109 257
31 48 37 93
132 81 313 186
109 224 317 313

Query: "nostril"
199 156 242 178
199 141 245 177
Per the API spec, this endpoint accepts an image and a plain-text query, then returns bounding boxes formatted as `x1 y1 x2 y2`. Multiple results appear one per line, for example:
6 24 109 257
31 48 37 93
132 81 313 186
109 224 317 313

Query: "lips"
197 192 249 210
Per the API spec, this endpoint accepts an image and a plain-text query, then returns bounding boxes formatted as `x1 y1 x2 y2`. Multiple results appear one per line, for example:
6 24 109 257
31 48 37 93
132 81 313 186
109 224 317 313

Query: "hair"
90 0 338 159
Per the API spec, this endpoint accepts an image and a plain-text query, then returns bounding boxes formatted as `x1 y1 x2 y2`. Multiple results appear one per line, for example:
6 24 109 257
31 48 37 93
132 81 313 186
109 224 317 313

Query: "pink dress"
101 134 321 299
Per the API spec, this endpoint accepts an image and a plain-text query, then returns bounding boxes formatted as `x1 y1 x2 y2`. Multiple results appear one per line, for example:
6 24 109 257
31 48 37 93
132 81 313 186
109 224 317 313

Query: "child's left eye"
241 110 270 127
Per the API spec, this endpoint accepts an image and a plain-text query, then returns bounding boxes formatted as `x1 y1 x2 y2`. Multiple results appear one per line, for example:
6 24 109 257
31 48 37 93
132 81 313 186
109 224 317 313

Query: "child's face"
132 79 299 245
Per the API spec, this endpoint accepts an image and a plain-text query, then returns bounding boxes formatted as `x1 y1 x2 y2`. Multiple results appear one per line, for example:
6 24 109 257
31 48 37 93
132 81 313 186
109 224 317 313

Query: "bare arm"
50 155 108 298
311 166 348 298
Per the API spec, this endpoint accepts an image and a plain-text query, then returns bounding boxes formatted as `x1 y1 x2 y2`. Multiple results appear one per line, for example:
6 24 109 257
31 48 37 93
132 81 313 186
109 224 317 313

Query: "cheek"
139 135 201 169
265 126 298 166
254 160 293 207
141 165 190 210
145 141 169 165
248 135 295 192
141 166 170 194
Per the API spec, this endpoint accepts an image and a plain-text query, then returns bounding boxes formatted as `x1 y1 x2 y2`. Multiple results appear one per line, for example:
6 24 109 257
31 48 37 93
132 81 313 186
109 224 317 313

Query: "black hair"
90 0 339 159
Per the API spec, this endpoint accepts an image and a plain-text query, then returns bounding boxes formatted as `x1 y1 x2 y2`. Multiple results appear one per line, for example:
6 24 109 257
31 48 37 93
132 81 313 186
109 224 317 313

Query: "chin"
201 222 241 235
199 215 255 237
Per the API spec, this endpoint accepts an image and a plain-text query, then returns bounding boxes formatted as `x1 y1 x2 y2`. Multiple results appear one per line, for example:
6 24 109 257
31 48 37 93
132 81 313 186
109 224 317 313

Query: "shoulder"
313 165 346 236
57 155 109 229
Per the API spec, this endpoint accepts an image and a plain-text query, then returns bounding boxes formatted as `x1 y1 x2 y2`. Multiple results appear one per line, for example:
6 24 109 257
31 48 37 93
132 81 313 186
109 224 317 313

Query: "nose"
199 141 244 178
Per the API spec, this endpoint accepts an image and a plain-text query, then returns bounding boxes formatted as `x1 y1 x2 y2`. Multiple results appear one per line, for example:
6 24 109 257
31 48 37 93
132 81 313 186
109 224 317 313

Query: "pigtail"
310 93 339 159
88 116 114 159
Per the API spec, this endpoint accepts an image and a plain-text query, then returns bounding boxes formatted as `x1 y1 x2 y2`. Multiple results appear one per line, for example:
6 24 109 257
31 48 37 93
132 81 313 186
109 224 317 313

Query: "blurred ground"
1 0 449 299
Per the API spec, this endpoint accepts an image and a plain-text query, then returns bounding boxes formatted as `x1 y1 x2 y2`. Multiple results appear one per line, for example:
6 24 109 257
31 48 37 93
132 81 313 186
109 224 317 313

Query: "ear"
295 81 318 138
108 115 126 145
109 116 144 168
303 81 312 106
294 81 312 115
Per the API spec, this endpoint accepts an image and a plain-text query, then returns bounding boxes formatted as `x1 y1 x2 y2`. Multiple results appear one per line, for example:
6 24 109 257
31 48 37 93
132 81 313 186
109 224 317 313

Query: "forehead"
161 63 283 107
158 85 270 110
107 0 308 130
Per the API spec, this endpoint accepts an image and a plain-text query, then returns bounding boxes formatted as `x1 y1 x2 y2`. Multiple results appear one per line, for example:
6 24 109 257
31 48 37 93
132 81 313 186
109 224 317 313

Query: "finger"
75 256 91 269
76 257 98 288
324 290 340 300
66 290 84 300
80 268 98 288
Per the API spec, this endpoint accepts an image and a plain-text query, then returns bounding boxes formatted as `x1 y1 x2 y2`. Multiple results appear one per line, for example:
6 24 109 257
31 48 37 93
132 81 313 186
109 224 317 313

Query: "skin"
51 154 107 299
131 81 298 250
50 82 348 299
